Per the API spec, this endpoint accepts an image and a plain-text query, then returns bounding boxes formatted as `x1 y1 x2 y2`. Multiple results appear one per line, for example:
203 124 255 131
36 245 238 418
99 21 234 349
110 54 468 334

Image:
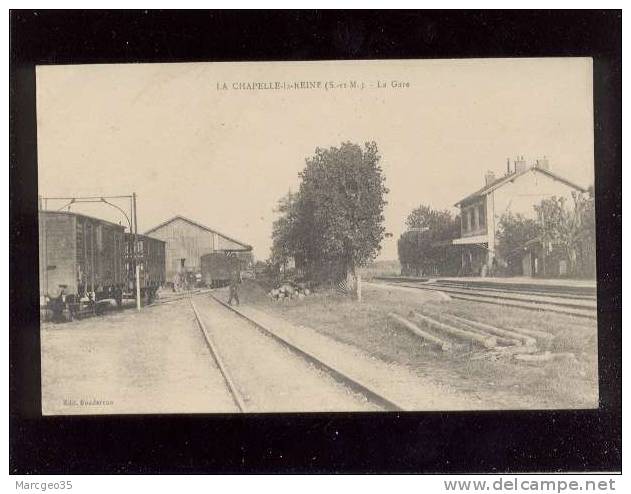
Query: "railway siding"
370 279 597 319
223 301 485 411
191 294 383 412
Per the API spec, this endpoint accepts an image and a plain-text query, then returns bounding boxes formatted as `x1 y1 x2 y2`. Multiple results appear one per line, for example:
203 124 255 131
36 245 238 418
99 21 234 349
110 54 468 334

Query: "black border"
10 10 622 474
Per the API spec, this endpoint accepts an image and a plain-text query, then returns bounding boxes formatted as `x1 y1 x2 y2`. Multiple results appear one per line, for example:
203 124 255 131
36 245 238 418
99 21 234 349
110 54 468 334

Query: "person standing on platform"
228 261 241 306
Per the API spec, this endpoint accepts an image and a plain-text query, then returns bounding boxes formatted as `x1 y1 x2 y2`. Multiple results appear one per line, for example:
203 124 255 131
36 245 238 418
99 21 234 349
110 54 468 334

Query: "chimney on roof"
514 155 528 173
484 170 496 186
535 156 550 171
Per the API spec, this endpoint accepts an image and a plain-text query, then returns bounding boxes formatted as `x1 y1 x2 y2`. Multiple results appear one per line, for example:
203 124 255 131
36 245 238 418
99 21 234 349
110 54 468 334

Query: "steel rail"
189 297 247 412
387 281 597 312
446 293 597 320
428 282 596 301
205 293 405 412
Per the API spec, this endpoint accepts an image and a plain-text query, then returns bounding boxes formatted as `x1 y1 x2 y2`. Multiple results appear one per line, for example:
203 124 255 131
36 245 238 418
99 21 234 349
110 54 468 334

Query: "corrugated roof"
144 215 252 251
454 166 587 207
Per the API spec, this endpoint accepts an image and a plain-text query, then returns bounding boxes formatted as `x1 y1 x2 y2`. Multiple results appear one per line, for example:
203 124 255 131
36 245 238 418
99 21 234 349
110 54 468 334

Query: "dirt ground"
40 280 599 414
233 280 599 410
41 299 237 415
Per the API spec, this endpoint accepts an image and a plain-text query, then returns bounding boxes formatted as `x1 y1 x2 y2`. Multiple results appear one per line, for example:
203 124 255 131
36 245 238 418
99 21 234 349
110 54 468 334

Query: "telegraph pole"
133 192 140 311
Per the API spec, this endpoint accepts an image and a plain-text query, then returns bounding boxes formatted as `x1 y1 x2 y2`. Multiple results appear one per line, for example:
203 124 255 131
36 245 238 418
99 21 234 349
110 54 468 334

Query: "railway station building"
452 157 588 277
144 215 252 285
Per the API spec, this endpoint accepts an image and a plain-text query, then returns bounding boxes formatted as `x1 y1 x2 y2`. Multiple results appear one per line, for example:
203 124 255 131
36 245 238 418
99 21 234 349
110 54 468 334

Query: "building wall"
490 169 578 225
146 218 213 282
146 217 249 282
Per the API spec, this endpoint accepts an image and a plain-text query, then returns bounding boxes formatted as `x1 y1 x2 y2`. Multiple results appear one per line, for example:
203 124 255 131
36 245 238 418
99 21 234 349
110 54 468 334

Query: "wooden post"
356 273 362 302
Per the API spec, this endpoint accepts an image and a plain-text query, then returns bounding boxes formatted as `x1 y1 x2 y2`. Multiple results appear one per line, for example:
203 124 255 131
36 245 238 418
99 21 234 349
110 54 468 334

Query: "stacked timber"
387 308 574 363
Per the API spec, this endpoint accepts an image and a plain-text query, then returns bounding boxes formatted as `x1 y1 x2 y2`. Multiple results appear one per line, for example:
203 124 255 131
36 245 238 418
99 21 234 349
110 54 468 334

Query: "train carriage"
124 233 166 302
39 210 126 319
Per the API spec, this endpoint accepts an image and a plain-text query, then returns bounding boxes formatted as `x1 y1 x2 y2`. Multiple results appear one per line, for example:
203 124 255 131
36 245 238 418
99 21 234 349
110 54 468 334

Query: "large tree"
534 193 595 277
300 141 388 292
397 205 460 276
270 191 301 272
271 141 388 297
496 191 596 277
496 212 541 274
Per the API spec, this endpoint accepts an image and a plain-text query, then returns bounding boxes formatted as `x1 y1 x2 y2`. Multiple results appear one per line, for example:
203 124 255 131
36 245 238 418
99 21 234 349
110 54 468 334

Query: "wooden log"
446 314 537 346
388 313 452 351
412 311 497 348
436 312 522 346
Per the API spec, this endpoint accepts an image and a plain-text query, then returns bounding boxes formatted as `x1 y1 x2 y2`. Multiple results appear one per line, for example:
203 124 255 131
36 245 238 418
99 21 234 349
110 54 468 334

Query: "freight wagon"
123 233 166 303
39 210 126 320
200 252 243 288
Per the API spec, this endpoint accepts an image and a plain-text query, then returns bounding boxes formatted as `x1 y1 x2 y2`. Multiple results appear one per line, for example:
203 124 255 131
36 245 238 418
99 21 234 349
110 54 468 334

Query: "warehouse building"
144 215 252 285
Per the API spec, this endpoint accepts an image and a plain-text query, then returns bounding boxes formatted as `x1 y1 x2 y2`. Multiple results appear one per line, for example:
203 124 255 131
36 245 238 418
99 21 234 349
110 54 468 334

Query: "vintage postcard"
36 58 597 415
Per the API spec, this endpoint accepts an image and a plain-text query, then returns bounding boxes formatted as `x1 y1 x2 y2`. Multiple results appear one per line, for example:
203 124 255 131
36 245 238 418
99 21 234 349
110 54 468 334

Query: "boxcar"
200 252 241 288
38 210 126 318
124 233 166 301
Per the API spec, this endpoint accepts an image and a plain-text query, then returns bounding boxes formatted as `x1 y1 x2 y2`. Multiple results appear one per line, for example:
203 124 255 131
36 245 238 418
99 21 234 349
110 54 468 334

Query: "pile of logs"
387 309 575 363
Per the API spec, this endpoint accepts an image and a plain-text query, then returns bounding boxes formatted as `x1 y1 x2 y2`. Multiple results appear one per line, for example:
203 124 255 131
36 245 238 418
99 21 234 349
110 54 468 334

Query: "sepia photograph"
35 57 599 415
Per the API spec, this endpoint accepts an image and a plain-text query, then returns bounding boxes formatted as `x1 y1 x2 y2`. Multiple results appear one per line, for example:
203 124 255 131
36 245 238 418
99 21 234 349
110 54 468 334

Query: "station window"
478 204 486 227
468 209 474 231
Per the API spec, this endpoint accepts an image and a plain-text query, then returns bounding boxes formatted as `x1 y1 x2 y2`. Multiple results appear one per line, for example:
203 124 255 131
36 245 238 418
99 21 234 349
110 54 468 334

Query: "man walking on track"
228 264 241 306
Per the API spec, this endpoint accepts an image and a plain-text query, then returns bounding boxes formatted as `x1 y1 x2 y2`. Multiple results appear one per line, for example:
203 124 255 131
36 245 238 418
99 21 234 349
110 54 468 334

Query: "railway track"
189 293 404 412
429 281 596 301
189 296 246 412
375 280 597 319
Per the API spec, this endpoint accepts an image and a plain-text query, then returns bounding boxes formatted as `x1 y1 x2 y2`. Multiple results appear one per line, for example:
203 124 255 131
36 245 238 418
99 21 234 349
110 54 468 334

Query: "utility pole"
133 192 140 311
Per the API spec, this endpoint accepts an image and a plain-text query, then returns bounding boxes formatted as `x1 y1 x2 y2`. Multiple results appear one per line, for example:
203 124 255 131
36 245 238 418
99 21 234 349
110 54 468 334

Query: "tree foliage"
270 191 301 269
271 141 389 289
496 191 596 277
397 205 460 276
496 213 541 262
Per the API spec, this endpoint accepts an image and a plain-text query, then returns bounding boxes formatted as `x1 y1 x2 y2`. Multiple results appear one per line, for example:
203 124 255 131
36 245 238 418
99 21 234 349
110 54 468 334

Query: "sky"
36 58 594 261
